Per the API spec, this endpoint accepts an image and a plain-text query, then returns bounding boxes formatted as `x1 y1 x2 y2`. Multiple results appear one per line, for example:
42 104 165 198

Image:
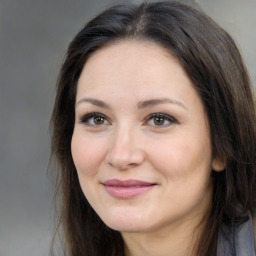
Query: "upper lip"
102 179 156 187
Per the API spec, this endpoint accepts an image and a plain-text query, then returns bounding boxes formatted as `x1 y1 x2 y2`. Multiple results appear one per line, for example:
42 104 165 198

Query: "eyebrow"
76 97 186 110
76 98 111 109
138 98 187 110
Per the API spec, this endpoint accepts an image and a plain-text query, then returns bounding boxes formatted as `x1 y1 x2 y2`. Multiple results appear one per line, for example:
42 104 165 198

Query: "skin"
71 40 224 256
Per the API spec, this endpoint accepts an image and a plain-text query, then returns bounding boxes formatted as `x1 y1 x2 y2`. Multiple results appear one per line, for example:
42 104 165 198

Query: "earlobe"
212 157 226 172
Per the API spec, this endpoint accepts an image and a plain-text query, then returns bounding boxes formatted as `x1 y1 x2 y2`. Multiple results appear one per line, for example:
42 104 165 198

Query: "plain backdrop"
1 0 255 255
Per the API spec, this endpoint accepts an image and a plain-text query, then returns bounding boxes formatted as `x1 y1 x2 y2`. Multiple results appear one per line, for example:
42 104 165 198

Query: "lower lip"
104 185 155 199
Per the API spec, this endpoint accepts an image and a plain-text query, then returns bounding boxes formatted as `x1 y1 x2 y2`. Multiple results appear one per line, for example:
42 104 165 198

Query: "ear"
212 157 226 172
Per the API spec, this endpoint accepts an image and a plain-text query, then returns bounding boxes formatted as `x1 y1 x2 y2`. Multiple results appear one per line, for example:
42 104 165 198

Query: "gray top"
217 213 256 256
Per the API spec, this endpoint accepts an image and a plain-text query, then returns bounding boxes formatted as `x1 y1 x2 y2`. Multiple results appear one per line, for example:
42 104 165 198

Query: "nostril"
127 163 138 168
106 149 144 170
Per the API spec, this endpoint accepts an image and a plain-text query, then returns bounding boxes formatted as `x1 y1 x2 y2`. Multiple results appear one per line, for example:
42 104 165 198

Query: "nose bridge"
106 122 143 169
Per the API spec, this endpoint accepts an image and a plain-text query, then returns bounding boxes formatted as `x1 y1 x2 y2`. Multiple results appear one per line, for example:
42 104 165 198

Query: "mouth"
102 179 157 199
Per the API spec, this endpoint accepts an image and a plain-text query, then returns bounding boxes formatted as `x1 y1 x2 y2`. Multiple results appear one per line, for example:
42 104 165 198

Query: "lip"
102 179 157 199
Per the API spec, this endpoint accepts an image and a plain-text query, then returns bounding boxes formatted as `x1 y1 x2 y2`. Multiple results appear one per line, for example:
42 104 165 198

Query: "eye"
79 112 110 127
145 113 177 127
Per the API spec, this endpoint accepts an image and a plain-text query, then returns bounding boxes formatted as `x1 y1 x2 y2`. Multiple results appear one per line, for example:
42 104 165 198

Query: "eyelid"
144 113 178 127
79 112 111 126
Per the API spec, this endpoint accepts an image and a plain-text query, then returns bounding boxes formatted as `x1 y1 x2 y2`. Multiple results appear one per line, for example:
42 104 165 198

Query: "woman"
50 1 256 256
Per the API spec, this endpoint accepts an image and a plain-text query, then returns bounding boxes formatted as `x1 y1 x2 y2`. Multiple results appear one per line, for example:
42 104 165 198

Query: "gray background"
1 0 255 255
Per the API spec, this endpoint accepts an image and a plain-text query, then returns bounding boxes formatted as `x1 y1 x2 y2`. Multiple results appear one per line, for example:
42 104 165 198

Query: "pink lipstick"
102 179 156 199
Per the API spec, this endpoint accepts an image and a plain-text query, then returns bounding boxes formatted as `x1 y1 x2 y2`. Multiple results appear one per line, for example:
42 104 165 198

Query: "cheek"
71 132 107 177
147 130 212 179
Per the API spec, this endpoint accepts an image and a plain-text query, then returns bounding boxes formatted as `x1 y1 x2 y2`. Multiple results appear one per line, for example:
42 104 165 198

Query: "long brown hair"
50 2 256 255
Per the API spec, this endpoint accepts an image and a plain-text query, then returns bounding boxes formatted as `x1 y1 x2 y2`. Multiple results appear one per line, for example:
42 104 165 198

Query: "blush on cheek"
71 135 106 176
153 142 189 169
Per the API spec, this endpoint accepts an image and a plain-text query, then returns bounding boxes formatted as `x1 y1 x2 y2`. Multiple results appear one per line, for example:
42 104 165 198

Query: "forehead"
77 40 188 93
86 39 175 63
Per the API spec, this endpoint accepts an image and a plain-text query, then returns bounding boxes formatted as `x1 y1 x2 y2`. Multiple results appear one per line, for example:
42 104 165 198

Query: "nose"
106 126 144 170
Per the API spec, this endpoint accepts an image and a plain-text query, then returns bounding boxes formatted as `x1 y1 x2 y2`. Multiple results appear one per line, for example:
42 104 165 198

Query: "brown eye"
146 113 177 128
153 117 165 126
94 116 105 125
80 112 110 127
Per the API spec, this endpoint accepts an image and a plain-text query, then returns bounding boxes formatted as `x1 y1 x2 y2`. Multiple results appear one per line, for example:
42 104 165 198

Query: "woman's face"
71 40 223 235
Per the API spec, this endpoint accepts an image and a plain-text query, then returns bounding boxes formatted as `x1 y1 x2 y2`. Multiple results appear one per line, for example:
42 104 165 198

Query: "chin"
107 221 149 233
99 210 153 233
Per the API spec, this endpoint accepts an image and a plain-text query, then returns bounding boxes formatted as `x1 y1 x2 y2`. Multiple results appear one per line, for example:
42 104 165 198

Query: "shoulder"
218 213 256 255
253 213 256 249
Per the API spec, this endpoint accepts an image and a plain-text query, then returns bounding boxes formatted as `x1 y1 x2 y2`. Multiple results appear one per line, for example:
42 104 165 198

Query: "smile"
102 179 157 199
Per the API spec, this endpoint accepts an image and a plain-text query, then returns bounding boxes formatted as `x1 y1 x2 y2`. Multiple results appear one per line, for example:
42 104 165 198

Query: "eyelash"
79 112 110 126
145 113 178 127
79 112 178 127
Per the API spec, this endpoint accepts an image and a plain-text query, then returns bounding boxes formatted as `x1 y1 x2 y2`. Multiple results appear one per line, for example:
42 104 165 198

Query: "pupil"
94 116 104 124
154 117 164 125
